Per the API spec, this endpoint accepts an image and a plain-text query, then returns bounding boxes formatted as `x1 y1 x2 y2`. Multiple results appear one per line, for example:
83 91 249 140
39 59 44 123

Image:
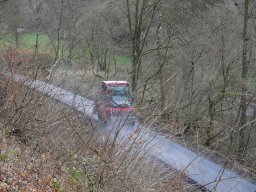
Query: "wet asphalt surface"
12 74 256 192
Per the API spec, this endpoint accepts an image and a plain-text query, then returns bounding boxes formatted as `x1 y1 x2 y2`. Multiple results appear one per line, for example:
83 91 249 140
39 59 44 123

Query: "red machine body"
94 81 135 124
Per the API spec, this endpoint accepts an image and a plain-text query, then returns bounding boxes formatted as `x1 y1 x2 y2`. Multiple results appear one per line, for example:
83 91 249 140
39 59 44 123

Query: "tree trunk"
126 0 160 95
206 96 215 146
159 66 167 119
238 0 250 158
54 0 64 63
15 27 19 48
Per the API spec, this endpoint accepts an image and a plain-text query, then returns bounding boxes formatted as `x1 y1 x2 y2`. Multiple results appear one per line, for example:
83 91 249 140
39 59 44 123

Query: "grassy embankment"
0 32 131 66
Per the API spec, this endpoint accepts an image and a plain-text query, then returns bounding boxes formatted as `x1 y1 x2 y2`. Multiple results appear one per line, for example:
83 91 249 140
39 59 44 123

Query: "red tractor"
94 81 136 125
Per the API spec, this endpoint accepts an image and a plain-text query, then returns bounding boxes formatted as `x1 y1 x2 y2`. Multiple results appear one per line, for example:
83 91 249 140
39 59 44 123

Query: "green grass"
0 150 18 162
0 32 15 52
114 55 131 65
248 76 256 82
0 32 52 53
247 76 256 89
0 32 131 66
51 180 67 192
20 33 51 51
70 49 88 61
71 48 131 65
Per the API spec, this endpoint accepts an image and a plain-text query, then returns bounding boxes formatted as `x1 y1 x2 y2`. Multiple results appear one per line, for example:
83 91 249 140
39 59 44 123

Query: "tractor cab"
101 81 131 97
101 81 133 107
95 80 136 124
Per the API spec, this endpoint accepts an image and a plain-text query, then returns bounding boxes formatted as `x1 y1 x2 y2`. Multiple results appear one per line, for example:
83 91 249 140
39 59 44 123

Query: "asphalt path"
11 74 256 192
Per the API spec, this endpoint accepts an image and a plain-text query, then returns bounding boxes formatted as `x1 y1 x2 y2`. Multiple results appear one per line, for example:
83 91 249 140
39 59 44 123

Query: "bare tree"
126 0 161 94
44 0 65 64
28 0 44 63
237 0 250 159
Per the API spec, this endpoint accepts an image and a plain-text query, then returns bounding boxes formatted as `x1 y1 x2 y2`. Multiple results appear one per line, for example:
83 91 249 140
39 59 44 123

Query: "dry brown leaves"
0 136 68 192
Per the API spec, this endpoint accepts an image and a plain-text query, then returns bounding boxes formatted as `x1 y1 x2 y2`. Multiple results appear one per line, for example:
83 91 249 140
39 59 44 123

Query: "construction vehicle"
94 81 136 125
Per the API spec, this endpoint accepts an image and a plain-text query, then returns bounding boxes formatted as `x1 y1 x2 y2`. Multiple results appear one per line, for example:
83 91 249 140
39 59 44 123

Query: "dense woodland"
0 0 256 191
